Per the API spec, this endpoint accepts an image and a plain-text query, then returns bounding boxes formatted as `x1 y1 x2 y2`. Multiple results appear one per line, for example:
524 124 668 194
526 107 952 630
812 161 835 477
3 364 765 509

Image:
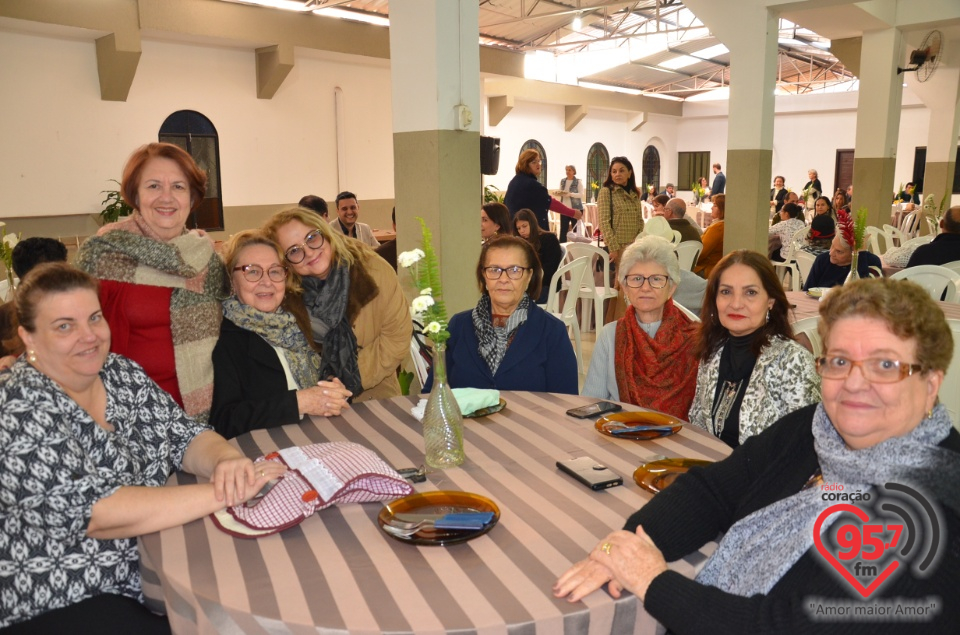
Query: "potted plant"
483 184 504 204
99 180 134 225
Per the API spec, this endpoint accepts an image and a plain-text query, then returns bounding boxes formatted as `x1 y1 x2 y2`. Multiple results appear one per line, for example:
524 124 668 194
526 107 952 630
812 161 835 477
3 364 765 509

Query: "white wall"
0 30 395 218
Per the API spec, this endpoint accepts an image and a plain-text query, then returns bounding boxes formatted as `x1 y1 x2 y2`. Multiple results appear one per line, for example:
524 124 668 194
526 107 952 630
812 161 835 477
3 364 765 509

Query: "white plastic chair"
772 226 809 292
899 211 921 239
943 318 960 431
675 241 702 271
890 265 960 302
882 224 909 249
409 336 430 389
565 243 618 333
925 216 938 237
674 301 701 323
792 316 823 358
864 226 888 255
794 250 817 289
544 256 591 373
940 260 960 276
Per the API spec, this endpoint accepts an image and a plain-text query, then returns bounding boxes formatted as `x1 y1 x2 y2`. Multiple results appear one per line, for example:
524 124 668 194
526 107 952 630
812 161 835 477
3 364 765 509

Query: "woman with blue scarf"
211 230 353 438
555 278 959 633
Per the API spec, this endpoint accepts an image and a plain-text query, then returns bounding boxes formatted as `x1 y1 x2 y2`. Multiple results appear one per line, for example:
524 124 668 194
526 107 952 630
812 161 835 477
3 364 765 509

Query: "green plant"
0 223 20 292
483 184 504 204
99 179 134 224
398 218 450 346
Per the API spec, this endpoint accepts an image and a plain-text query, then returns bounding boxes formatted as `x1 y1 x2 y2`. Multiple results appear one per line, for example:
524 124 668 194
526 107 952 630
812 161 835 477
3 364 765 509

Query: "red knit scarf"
614 300 700 420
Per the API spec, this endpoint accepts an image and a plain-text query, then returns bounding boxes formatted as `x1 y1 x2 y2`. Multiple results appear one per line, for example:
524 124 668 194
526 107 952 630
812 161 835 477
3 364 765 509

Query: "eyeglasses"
815 356 924 384
233 264 288 283
483 265 532 280
284 229 325 264
623 274 669 289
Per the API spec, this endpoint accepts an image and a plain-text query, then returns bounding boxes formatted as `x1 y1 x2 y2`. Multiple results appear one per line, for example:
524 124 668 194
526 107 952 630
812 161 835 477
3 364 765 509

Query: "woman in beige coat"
262 207 412 402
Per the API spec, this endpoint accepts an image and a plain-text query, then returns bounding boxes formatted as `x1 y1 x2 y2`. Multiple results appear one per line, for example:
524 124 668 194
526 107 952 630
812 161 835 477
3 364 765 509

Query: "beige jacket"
333 220 380 248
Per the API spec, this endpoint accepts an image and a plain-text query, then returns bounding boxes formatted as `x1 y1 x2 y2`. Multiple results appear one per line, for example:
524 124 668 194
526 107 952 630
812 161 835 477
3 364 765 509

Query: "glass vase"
422 341 465 469
844 250 860 285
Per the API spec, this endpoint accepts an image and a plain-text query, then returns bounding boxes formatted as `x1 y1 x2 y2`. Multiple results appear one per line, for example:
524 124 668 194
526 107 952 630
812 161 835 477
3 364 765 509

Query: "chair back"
940 260 960 276
673 301 701 323
675 241 703 271
889 265 960 302
925 216 938 237
899 234 934 250
943 318 960 431
558 242 568 265
791 316 823 358
864 226 886 255
882 223 909 249
409 320 432 389
545 256 591 318
785 226 809 261
565 242 610 293
794 250 817 288
899 211 921 238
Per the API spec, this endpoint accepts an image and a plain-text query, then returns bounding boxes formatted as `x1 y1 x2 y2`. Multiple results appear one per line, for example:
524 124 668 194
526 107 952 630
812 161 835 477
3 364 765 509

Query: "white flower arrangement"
0 222 20 292
398 218 449 345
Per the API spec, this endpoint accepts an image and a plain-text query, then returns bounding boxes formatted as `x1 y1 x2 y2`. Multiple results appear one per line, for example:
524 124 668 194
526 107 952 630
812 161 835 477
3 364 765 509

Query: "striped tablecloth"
786 291 960 322
139 392 732 635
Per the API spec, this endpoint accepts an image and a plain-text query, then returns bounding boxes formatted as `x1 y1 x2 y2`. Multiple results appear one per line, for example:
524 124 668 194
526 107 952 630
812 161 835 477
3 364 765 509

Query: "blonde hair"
221 229 300 295
261 206 376 273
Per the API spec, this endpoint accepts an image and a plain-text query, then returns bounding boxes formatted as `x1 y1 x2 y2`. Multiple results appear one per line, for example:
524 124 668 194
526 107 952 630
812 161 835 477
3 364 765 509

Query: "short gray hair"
664 197 686 219
618 235 681 287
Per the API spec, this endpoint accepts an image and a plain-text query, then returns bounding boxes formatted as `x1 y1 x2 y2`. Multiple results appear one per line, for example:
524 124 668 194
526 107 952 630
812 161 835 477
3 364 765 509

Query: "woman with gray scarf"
211 231 352 438
263 207 411 403
555 278 959 633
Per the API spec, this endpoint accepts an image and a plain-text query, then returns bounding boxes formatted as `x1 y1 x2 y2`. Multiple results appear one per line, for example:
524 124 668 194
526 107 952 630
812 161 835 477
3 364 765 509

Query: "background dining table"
139 392 733 635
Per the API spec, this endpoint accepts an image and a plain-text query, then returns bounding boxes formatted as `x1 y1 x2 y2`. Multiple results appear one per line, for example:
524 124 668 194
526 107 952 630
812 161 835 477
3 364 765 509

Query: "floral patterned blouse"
0 354 208 627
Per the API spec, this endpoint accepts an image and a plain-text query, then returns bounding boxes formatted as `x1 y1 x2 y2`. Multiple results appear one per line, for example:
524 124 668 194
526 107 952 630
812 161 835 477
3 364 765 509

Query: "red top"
99 280 184 408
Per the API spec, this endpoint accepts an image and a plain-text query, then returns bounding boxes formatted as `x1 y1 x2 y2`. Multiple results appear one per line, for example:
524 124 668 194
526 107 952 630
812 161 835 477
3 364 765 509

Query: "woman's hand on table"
297 377 352 418
553 557 615 602
212 455 287 507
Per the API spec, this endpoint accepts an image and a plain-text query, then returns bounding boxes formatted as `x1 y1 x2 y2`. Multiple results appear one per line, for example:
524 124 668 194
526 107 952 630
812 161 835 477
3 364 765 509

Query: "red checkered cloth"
212 442 413 537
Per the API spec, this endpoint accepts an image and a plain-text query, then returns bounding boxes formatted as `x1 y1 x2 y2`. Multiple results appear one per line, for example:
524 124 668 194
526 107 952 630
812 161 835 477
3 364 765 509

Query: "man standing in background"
710 163 725 199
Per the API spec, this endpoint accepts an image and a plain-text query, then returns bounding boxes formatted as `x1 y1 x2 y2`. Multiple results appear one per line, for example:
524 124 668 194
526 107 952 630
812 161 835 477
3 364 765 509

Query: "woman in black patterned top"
0 264 286 633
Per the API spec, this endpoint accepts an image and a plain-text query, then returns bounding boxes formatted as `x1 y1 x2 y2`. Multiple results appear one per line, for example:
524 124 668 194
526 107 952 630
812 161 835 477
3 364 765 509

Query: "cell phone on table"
566 400 622 419
556 457 623 491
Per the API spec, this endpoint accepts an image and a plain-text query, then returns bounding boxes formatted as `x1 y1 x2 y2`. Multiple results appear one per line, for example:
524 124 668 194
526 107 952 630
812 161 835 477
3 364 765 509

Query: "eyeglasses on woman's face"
816 356 923 383
483 265 531 280
623 274 668 289
233 264 288 283
284 229 325 264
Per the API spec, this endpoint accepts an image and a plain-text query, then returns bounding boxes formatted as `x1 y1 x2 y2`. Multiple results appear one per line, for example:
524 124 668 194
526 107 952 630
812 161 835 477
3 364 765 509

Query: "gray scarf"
695 403 960 596
301 263 363 397
472 294 530 376
222 296 321 390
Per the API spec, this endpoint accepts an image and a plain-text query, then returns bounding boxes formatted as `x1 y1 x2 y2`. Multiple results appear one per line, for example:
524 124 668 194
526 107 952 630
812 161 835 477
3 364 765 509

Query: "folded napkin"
451 388 500 414
212 441 413 538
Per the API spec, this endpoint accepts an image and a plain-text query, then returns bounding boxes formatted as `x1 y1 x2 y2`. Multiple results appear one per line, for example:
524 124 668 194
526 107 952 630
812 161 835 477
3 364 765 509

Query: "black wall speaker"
480 136 500 175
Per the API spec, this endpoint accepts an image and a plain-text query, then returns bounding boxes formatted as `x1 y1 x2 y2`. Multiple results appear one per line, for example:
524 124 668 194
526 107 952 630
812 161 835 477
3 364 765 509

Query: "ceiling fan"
898 30 942 82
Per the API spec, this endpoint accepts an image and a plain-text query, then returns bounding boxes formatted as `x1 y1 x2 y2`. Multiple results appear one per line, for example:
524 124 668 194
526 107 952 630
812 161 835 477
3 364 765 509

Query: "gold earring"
27 350 36 363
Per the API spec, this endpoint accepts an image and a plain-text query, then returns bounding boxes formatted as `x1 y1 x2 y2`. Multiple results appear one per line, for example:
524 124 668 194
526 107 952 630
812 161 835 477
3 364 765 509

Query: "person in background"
905 205 960 267
813 195 838 222
768 202 806 262
331 191 380 248
558 165 583 244
374 207 398 271
597 156 644 269
770 176 788 214
554 277 958 633
582 236 699 419
710 163 725 198
0 263 286 633
76 142 229 423
503 149 581 231
651 194 670 216
0 237 68 366
895 181 921 209
211 231 352 438
659 183 676 198
694 193 725 279
263 206 411 402
514 208 562 304
801 169 822 199
803 232 881 291
695 176 710 203
481 202 513 242
801 214 836 258
298 195 328 221
690 251 820 447
832 189 848 214
424 235 577 394
663 198 700 243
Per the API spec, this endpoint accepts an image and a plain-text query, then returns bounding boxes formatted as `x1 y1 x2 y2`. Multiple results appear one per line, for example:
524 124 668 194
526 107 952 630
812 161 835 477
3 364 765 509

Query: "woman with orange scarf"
582 235 699 419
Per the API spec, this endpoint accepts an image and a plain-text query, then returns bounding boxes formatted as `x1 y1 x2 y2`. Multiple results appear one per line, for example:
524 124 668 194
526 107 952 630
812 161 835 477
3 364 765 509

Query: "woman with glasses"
210 231 352 438
582 236 699 419
424 235 577 394
504 149 581 232
556 277 958 632
689 250 820 448
76 143 229 422
262 207 411 403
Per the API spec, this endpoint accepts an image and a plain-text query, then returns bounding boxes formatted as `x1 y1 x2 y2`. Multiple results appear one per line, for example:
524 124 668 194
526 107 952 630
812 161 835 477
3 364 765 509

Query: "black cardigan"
627 404 960 634
210 317 303 439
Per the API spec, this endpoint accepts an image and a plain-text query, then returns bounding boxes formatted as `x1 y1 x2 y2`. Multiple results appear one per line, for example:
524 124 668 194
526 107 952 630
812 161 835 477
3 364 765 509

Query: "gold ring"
601 542 612 555
259 470 265 478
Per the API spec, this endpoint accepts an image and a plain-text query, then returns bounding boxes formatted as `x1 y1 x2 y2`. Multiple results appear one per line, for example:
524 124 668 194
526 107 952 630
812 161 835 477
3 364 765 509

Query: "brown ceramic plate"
378 490 500 546
595 410 684 440
633 458 712 494
464 397 507 418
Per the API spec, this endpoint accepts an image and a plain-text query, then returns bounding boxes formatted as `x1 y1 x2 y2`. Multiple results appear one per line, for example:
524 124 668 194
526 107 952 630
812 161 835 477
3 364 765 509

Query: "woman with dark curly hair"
514 208 562 303
689 250 820 447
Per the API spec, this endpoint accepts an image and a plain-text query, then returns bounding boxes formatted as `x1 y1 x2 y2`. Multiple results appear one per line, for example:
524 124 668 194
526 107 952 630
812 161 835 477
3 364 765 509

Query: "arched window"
642 146 661 197
520 139 548 187
586 143 609 203
159 111 224 231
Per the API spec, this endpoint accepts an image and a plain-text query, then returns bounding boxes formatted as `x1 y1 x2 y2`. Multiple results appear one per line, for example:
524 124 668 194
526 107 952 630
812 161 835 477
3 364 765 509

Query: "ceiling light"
690 44 729 60
660 55 701 70
313 7 390 27
572 13 582 31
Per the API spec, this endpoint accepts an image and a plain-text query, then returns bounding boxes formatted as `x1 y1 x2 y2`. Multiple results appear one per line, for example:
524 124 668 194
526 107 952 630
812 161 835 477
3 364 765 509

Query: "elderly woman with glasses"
210 231 352 438
582 235 699 419
261 207 412 403
555 277 959 632
424 235 577 394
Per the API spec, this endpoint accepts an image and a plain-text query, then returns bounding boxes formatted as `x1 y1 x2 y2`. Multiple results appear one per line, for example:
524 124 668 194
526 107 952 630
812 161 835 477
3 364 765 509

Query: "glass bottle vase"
844 250 860 285
422 341 465 469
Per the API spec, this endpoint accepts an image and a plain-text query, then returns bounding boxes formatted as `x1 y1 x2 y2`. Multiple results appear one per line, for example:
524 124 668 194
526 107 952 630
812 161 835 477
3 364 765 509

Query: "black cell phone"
566 400 622 419
556 457 623 491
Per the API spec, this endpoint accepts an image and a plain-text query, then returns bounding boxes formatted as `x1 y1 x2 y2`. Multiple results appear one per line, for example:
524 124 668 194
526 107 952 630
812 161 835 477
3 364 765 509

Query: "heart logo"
813 503 900 599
